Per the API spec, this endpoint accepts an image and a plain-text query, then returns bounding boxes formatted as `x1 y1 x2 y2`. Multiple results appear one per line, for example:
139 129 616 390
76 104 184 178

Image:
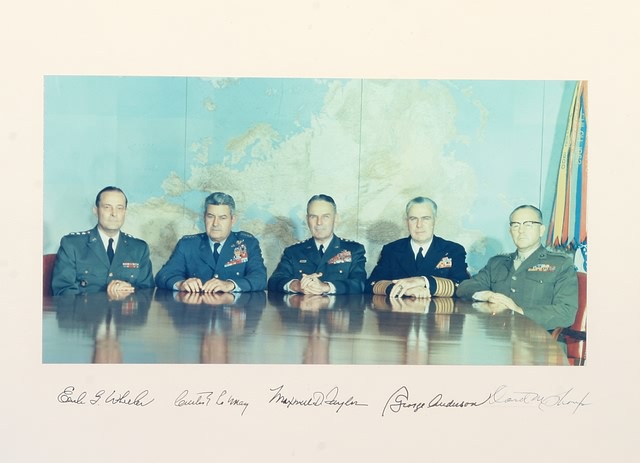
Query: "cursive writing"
269 385 368 413
96 389 154 407
174 390 213 407
57 386 154 407
489 385 591 414
216 389 250 416
57 386 87 405
428 392 490 409
382 386 489 417
173 389 249 415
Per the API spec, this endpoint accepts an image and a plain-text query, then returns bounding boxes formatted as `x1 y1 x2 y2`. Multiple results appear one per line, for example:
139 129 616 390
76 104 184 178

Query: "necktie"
514 254 523 270
213 242 220 264
107 238 115 264
416 247 425 264
319 244 325 258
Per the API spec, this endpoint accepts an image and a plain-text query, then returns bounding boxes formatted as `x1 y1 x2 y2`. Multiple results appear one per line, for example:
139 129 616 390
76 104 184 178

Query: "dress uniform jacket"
366 235 470 297
51 226 154 296
455 245 578 330
155 231 267 292
268 235 366 294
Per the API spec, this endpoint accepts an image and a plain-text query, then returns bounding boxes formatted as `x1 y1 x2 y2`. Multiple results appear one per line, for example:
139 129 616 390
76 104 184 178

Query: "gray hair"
405 196 438 218
307 194 337 213
204 192 236 216
509 204 543 222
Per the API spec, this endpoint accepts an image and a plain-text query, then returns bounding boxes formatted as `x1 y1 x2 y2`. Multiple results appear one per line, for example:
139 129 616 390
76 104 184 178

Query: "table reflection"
270 292 365 364
154 290 266 364
43 290 568 365
52 290 151 363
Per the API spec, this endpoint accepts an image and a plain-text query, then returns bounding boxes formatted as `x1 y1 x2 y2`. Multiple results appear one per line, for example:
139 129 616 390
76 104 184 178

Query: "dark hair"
405 196 438 218
95 186 128 207
509 205 543 222
204 192 236 215
307 194 337 213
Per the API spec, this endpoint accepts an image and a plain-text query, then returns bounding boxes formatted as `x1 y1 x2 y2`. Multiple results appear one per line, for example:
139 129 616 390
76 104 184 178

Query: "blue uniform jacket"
51 226 154 296
268 235 367 294
155 231 267 292
366 235 470 296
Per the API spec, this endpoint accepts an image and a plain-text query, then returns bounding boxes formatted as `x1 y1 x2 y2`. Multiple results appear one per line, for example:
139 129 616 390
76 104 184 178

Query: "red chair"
43 254 57 297
552 272 587 365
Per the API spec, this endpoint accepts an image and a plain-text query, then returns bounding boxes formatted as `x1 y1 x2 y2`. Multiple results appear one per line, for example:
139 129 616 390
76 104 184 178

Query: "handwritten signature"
174 389 249 415
489 384 591 414
382 385 591 416
269 385 368 413
57 386 154 407
382 386 489 416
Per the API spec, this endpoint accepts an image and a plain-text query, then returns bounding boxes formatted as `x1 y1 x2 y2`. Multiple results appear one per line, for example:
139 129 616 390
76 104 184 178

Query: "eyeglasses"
509 221 542 230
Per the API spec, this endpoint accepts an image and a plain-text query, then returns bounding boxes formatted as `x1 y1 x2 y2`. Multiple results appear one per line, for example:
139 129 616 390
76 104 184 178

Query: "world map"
44 77 573 276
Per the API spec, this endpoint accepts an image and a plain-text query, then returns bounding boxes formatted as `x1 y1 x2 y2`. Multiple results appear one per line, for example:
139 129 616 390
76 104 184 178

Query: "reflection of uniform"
366 236 469 297
268 236 366 294
155 231 267 292
456 246 578 330
51 226 154 296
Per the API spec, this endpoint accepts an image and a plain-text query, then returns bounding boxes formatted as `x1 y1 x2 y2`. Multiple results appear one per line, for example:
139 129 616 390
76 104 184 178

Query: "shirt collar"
209 237 227 252
411 238 432 257
314 234 334 250
97 228 120 251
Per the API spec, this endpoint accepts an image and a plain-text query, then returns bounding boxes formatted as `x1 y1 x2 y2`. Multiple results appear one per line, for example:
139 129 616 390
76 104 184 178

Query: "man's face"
406 203 436 245
94 191 127 236
204 204 236 243
306 200 337 242
509 208 545 253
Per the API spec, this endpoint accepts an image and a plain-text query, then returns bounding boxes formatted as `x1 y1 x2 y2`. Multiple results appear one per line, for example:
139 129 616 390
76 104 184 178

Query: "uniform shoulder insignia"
237 231 256 239
183 233 202 239
69 229 91 236
544 249 572 260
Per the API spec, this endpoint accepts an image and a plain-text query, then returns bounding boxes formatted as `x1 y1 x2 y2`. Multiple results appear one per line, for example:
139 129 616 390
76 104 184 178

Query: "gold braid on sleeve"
372 280 393 295
432 277 456 297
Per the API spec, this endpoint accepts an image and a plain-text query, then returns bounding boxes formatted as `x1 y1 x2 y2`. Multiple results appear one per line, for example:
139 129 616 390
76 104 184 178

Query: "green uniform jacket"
456 246 578 330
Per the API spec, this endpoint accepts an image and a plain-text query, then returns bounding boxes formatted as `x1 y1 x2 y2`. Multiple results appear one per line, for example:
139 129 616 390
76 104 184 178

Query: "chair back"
43 254 57 297
572 272 587 332
565 272 587 365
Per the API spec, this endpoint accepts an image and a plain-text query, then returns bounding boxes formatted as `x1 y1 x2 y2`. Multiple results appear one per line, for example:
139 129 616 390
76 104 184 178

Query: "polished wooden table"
42 289 568 365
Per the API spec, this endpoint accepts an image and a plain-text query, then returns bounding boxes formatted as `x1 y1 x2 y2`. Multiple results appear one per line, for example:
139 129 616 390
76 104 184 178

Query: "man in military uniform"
268 194 366 294
51 186 154 296
155 192 267 292
456 205 578 330
366 196 470 298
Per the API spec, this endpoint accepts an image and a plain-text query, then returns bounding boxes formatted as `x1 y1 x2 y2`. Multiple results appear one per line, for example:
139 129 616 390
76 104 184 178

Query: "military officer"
366 196 470 298
456 205 578 330
51 186 154 296
268 194 366 294
155 192 267 292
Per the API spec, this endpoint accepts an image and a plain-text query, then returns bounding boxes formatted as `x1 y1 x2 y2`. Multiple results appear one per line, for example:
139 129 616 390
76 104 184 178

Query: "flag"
547 81 588 270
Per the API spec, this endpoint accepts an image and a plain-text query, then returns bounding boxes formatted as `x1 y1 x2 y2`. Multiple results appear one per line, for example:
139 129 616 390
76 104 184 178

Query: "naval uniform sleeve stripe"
433 277 455 297
372 280 392 295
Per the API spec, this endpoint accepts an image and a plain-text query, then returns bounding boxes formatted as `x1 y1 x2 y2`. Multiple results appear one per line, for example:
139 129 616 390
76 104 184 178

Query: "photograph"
43 77 586 366
3 1 635 461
